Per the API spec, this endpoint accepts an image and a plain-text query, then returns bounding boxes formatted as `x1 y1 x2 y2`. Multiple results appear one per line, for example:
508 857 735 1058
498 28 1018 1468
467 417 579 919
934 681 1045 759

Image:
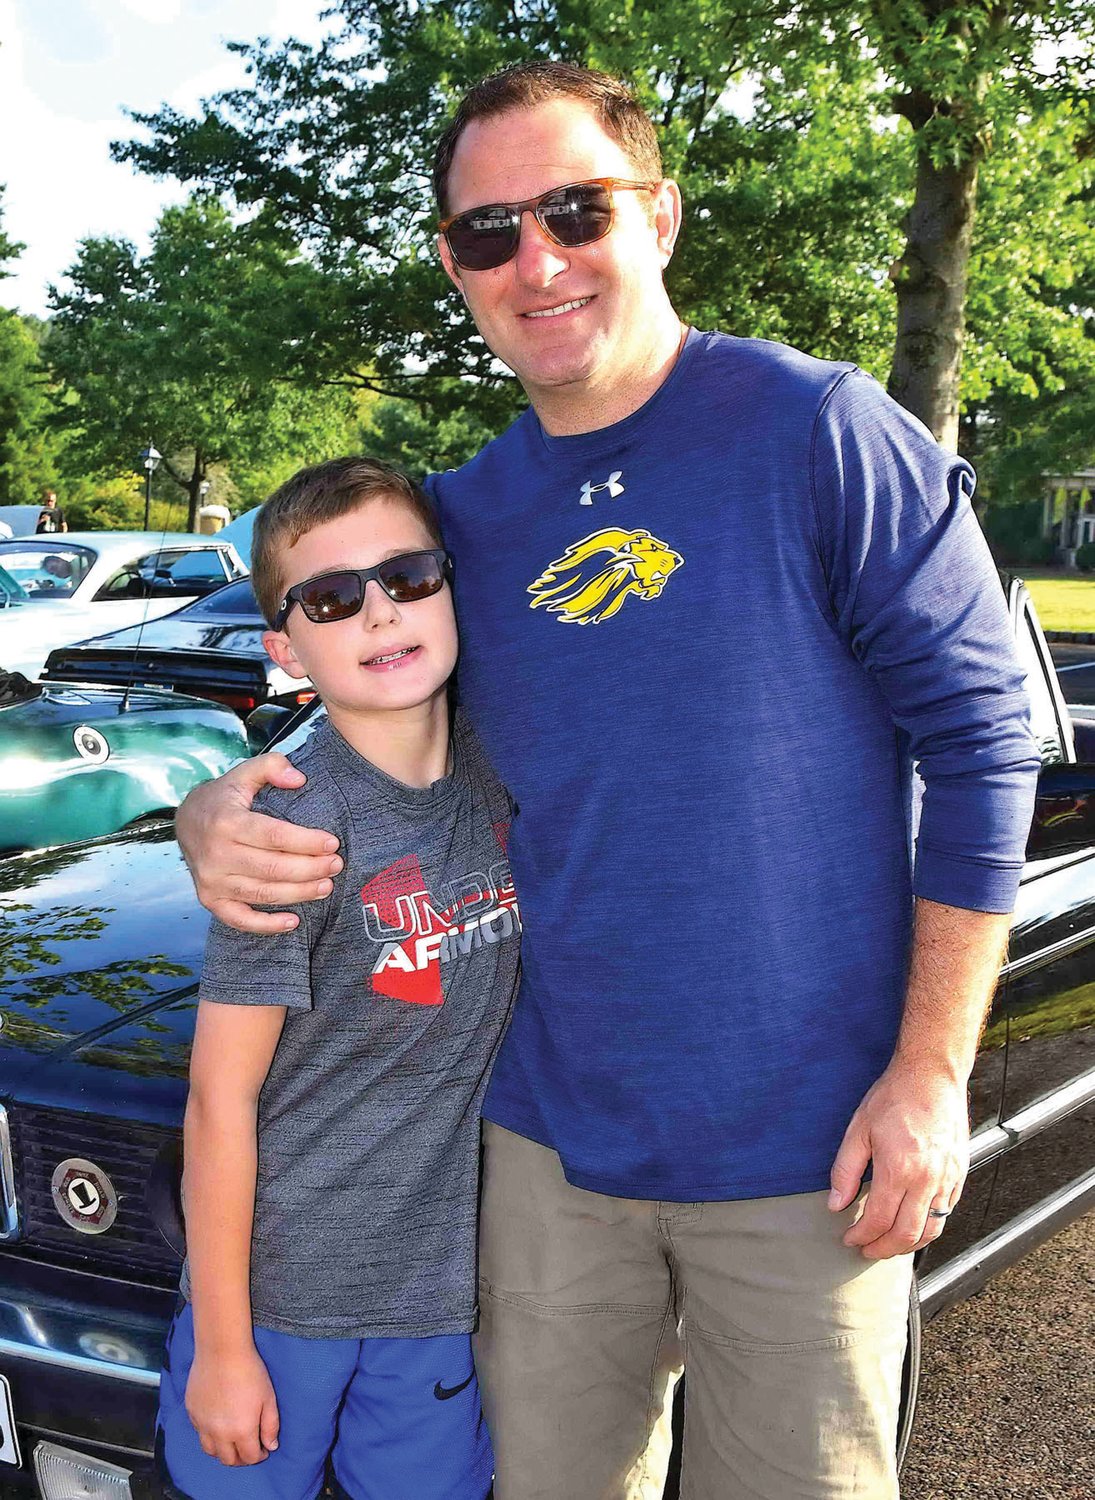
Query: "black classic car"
41 578 314 719
0 578 1093 1498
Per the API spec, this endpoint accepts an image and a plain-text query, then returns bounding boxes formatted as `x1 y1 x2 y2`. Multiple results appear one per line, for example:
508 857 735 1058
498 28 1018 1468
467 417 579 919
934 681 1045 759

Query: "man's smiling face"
437 96 680 421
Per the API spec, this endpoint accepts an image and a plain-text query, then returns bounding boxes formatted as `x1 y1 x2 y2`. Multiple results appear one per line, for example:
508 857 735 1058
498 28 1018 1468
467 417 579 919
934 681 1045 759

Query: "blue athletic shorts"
157 1302 493 1500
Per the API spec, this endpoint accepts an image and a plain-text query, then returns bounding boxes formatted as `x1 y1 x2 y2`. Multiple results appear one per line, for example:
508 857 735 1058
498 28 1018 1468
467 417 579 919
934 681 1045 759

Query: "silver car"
0 533 248 681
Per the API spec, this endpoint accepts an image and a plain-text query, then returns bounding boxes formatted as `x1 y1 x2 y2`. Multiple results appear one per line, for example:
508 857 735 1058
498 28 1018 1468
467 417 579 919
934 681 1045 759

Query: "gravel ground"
901 1210 1095 1500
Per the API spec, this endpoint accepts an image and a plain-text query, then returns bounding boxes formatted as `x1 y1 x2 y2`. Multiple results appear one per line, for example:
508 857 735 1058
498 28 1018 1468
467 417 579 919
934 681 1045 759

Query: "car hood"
69 614 267 659
0 680 232 728
0 825 206 1121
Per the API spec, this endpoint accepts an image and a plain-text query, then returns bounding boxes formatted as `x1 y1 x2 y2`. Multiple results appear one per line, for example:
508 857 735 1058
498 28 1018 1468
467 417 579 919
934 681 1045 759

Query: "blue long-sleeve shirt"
428 330 1040 1200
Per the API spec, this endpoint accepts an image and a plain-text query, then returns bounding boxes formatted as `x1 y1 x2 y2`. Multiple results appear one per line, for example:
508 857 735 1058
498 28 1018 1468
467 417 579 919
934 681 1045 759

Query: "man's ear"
652 179 684 269
437 234 469 303
263 628 310 681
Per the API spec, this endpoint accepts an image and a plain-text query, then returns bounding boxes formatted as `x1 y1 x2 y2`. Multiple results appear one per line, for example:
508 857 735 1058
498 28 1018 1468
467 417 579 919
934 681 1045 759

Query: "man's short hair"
251 457 442 628
432 62 663 216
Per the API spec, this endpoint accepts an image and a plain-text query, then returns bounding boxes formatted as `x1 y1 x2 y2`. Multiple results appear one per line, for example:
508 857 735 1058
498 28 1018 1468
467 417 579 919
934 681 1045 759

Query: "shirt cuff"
912 846 1024 915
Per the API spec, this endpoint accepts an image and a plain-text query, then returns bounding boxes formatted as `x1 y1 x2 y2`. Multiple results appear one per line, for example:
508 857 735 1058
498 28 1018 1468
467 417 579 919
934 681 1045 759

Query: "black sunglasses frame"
273 549 452 632
439 177 660 271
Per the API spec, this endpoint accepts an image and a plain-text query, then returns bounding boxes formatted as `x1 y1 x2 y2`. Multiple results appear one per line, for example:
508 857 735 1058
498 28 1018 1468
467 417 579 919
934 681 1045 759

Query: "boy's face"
263 498 458 723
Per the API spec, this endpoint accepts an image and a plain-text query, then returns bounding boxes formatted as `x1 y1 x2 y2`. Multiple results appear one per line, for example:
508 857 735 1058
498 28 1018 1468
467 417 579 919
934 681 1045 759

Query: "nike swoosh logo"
433 1372 475 1401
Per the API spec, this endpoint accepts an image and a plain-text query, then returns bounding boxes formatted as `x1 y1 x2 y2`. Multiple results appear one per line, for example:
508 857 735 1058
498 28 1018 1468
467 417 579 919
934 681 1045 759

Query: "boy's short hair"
432 62 663 217
251 457 443 627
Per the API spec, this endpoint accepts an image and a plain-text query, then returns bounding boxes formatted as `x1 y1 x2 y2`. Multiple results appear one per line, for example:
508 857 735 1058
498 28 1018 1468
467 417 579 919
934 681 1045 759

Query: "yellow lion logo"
527 528 684 625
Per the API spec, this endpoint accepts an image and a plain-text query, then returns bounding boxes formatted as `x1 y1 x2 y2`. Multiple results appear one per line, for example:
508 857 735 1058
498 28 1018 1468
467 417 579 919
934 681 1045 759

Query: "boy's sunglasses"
273 549 452 631
439 177 660 272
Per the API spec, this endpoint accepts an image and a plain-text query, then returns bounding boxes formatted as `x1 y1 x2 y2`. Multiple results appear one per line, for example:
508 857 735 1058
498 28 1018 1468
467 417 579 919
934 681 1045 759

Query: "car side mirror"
246 703 294 754
1026 763 1095 859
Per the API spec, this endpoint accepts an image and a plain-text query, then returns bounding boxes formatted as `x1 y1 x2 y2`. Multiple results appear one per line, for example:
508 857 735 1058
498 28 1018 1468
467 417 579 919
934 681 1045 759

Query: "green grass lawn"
1021 571 1095 632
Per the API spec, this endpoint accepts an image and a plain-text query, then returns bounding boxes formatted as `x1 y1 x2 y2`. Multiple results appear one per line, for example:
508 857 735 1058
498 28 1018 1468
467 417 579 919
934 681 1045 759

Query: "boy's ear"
263 628 310 680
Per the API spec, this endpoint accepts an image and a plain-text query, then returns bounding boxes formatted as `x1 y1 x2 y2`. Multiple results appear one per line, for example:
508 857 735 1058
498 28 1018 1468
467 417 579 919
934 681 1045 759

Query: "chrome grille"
0 1105 17 1237
10 1105 181 1282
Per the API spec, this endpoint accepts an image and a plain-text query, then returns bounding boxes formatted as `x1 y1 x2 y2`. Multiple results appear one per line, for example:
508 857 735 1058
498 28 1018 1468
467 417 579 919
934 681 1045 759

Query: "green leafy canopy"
47 196 361 520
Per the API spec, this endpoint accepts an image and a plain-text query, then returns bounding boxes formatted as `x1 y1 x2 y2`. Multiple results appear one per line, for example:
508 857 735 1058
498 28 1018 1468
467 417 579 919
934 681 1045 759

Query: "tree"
865 1 1094 449
0 190 22 278
958 95 1095 502
0 193 57 504
356 390 503 476
47 197 360 529
0 313 55 504
666 48 907 386
113 1 1094 458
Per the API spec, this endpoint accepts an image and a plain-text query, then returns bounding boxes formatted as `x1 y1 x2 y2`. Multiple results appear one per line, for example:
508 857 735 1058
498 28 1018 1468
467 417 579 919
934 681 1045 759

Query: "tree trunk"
887 148 979 452
186 448 206 533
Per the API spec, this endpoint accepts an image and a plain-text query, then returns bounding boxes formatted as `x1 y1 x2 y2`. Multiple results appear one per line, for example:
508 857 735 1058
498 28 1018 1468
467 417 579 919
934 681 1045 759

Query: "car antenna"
119 460 178 716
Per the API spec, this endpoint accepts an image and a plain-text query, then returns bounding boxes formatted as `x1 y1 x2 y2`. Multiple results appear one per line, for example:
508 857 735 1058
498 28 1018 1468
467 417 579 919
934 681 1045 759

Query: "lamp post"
196 478 212 534
138 444 161 529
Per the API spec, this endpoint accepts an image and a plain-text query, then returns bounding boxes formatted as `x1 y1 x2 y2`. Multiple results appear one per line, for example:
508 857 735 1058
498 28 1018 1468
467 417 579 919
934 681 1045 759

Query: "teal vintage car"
0 671 248 855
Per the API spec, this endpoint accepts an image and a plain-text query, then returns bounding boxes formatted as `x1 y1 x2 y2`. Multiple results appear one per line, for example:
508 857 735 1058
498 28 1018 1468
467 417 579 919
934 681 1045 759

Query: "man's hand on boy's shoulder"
176 755 343 935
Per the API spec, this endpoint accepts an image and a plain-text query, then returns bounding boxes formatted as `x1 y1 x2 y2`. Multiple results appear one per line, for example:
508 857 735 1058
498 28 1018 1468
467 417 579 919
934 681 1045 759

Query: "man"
177 62 1039 1499
36 488 67 533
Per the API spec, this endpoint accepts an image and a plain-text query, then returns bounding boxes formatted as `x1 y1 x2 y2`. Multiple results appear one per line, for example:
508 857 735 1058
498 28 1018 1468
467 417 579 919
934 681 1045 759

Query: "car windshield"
0 544 94 599
177 579 263 620
0 563 28 607
218 506 259 568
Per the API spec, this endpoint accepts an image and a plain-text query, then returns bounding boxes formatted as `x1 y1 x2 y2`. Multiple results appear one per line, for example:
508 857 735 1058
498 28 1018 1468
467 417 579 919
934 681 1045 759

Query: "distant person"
39 554 74 590
157 456 519 1500
36 489 67 534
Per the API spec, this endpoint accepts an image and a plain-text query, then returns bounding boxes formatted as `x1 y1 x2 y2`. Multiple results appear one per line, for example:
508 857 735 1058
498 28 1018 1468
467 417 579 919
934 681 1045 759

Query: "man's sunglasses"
439 177 660 272
273 549 452 631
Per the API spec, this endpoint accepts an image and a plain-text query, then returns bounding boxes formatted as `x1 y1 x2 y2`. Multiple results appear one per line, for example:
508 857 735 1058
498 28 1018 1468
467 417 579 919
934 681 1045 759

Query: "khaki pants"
475 1123 912 1500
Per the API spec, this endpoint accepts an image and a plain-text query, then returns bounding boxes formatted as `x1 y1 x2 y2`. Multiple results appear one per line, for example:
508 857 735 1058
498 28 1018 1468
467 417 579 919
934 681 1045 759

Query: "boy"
157 457 520 1500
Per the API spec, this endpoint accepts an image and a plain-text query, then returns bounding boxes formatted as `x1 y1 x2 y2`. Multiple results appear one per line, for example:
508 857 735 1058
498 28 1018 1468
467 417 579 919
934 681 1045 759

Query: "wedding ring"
927 1207 951 1219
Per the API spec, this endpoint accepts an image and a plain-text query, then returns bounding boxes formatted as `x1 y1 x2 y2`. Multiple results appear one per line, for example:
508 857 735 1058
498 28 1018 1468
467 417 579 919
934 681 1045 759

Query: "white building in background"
1042 470 1095 564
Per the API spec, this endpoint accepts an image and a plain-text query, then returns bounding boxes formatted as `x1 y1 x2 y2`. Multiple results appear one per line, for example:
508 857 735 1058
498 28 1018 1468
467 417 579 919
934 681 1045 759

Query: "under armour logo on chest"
579 471 624 506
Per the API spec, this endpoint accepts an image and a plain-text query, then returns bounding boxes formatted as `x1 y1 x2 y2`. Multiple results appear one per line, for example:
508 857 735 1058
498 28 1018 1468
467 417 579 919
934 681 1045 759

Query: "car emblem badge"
579 470 624 506
51 1158 119 1235
73 725 110 763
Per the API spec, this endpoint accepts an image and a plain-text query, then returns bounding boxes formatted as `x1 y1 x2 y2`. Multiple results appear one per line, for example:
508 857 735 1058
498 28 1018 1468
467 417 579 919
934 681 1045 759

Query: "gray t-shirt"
182 709 520 1339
